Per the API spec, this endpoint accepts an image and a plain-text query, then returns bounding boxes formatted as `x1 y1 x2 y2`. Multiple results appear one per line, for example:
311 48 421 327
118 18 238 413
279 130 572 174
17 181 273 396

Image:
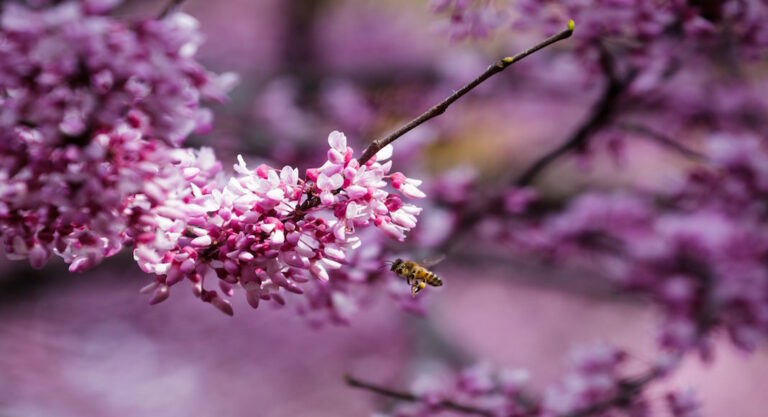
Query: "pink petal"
328 130 347 152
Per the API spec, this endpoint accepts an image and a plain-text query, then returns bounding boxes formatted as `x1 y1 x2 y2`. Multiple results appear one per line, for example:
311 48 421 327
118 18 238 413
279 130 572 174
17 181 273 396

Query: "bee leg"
411 280 426 297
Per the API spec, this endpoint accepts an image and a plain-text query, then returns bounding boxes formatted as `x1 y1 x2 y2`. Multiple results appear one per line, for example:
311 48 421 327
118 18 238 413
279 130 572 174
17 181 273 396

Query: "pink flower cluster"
135 131 425 315
428 0 510 41
542 345 648 416
0 2 235 270
431 0 768 92
372 344 680 417
1 123 188 271
515 0 768 58
666 389 701 417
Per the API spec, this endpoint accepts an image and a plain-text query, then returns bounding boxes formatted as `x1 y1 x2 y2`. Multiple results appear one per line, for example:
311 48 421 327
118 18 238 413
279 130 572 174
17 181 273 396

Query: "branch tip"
354 26 574 166
568 19 575 32
293 23 574 215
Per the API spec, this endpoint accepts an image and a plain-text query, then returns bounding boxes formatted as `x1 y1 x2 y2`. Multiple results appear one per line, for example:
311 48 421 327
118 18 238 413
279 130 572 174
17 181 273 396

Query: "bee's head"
390 258 402 272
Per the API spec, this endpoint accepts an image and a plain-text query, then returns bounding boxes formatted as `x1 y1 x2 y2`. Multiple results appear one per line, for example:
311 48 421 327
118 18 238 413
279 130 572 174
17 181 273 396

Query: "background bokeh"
1 1 767 416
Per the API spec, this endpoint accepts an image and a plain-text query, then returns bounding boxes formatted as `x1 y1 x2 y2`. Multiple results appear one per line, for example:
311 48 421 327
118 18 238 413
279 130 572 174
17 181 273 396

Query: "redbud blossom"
0 1 236 270
134 131 425 315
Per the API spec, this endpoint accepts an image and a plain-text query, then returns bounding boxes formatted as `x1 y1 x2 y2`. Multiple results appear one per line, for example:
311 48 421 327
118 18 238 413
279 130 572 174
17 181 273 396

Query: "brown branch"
344 374 495 417
617 123 708 161
291 22 574 218
514 50 635 186
428 51 633 256
158 0 187 19
356 21 575 166
346 367 662 417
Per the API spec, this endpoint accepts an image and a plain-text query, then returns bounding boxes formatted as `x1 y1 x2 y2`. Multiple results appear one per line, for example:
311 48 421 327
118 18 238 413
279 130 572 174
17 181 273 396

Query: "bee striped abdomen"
425 272 442 286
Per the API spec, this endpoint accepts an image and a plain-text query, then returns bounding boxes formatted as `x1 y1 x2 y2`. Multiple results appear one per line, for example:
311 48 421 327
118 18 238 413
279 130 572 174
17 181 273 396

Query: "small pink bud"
28 245 49 269
310 262 330 281
211 297 234 316
191 235 213 247
306 168 319 182
401 183 426 199
149 285 170 305
246 289 261 309
328 148 345 164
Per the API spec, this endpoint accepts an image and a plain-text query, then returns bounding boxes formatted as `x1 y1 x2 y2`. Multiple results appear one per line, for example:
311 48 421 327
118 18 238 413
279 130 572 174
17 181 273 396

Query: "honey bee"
390 255 445 297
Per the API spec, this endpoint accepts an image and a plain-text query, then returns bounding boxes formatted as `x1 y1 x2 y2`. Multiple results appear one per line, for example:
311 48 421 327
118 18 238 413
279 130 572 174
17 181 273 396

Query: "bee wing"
419 254 446 268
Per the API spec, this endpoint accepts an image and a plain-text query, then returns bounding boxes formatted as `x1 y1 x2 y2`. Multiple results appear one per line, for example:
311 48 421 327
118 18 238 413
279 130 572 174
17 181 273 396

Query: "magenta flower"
355 344 662 417
0 1 236 271
666 389 701 417
135 131 424 316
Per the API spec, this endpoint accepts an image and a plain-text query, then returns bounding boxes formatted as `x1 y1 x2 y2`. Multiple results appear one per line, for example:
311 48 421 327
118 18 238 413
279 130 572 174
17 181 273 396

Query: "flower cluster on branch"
135 132 425 315
350 345 694 417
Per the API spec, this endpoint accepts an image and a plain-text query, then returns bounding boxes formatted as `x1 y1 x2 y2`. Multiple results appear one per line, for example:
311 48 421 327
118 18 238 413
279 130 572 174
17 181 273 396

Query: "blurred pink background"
1 1 767 416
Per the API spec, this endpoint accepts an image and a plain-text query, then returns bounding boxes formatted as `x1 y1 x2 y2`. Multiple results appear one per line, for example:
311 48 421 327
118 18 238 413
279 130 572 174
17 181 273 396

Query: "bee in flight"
389 255 445 297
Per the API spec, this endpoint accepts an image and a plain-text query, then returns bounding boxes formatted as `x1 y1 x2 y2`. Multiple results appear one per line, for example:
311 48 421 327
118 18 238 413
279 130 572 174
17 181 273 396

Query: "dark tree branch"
617 123 708 161
514 49 635 186
426 50 637 256
282 0 327 75
346 367 662 417
357 21 575 166
158 0 187 19
344 374 495 417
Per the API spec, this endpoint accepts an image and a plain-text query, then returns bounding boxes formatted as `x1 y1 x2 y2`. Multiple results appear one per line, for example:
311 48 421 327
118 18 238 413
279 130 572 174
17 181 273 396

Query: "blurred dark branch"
515 49 635 186
617 123 708 161
0 266 55 305
564 368 662 417
433 51 633 255
346 367 663 417
158 0 186 19
357 21 575 165
282 0 327 75
344 374 495 417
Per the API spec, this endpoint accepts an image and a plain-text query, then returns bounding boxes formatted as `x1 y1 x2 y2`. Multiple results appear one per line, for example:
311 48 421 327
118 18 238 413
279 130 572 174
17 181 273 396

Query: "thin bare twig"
344 374 495 417
617 123 708 161
346 367 662 417
158 0 187 19
357 21 575 165
292 22 574 217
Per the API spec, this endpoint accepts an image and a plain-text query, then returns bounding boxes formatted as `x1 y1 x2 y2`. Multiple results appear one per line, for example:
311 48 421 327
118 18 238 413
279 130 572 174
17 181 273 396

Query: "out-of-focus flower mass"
0 0 236 271
525 135 768 357
367 345 684 417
